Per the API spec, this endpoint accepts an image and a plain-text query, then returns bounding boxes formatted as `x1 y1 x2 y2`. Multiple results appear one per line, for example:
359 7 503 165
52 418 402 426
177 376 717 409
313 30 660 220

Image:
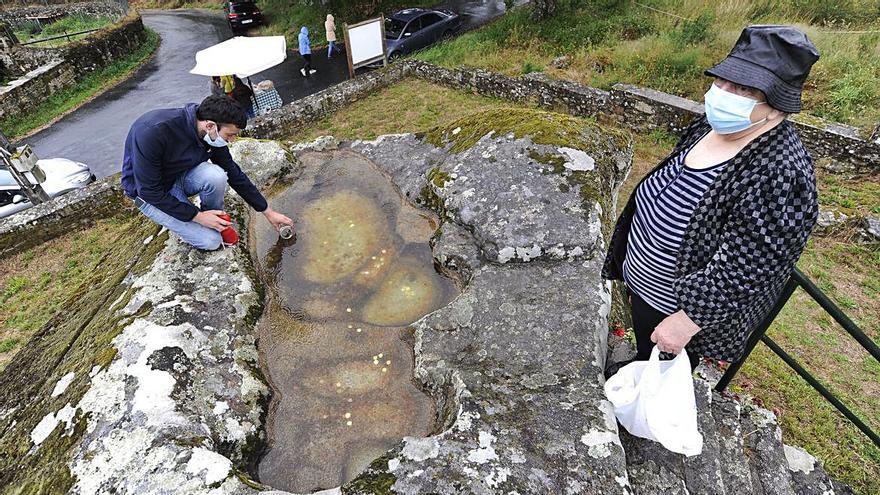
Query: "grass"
414 0 880 135
817 171 880 217
0 214 140 372
286 78 518 143
285 77 879 494
13 14 115 47
135 0 224 10
0 28 159 140
733 238 880 495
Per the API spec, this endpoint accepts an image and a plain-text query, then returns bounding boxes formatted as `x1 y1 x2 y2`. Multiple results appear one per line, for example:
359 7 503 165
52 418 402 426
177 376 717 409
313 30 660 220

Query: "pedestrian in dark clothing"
298 26 315 77
121 95 294 251
209 76 225 97
603 25 820 378
230 76 255 119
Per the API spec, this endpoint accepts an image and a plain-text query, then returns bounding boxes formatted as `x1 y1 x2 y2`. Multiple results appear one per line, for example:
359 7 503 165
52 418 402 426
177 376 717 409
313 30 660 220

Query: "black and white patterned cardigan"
602 116 819 362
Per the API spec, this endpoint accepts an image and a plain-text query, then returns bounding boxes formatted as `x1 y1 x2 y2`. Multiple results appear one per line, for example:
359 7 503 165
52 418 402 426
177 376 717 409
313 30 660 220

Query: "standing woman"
298 26 316 77
326 14 341 58
603 26 821 376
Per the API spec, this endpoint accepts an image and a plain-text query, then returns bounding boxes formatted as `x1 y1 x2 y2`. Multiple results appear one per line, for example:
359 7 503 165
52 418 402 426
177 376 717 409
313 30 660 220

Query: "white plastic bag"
604 347 703 456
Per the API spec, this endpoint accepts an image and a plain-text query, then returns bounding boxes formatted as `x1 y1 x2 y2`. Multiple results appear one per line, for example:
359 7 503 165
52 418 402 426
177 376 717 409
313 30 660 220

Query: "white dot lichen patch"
51 372 75 398
401 436 440 462
580 428 621 459
559 147 596 171
466 431 498 464
185 447 233 485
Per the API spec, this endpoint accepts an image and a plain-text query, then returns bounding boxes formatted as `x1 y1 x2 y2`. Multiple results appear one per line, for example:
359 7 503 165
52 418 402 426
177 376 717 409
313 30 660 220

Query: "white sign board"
344 16 387 77
348 19 385 65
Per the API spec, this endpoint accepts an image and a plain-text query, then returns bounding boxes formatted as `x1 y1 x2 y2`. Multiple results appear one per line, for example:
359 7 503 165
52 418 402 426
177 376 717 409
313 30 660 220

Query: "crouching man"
121 95 292 250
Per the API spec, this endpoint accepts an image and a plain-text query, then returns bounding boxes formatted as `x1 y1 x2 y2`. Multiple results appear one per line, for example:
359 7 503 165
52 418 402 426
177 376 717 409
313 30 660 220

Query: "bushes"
416 0 880 133
670 12 714 47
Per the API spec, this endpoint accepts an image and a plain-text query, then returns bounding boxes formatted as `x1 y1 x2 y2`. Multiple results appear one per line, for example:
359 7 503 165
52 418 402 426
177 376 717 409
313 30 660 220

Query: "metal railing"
19 27 102 45
715 267 880 449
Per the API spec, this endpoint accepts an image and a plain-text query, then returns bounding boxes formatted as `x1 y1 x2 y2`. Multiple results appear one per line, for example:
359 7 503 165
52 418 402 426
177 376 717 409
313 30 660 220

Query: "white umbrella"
190 35 287 79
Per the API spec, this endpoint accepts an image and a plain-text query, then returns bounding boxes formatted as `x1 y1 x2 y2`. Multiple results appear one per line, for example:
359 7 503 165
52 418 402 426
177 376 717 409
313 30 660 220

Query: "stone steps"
615 371 847 495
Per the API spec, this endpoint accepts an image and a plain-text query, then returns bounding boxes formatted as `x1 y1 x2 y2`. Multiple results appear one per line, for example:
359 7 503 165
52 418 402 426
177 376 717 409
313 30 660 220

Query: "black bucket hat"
705 25 820 113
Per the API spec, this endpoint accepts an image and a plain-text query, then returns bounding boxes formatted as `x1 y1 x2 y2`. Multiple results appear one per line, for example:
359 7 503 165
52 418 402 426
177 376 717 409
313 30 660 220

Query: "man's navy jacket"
121 103 267 222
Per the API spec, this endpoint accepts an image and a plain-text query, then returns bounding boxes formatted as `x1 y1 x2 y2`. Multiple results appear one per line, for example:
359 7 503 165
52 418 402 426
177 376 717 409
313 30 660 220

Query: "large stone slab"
338 108 634 494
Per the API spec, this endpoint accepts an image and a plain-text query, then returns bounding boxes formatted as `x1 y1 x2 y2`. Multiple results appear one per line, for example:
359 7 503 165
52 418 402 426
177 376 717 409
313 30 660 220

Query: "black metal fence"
715 267 880 449
19 26 102 45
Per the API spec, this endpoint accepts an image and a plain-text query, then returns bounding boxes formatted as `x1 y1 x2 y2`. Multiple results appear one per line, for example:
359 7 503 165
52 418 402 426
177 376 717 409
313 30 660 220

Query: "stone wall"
0 1 127 28
244 60 880 172
0 58 73 121
6 59 880 260
0 15 149 126
399 60 880 172
0 40 56 77
244 62 409 140
61 14 147 76
0 175 129 259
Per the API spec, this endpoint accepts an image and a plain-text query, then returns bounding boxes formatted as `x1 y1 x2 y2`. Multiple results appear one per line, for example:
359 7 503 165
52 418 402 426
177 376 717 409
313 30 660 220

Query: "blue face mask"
704 83 768 134
203 123 228 147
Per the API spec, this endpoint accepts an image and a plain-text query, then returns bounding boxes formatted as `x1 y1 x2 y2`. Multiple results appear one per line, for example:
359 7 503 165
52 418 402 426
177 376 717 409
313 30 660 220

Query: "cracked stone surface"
69 238 268 494
340 113 633 494
0 109 853 495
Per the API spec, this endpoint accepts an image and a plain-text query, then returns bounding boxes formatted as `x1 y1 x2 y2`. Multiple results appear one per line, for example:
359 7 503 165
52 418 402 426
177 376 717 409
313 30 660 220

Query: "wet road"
23 1 522 179
23 10 233 178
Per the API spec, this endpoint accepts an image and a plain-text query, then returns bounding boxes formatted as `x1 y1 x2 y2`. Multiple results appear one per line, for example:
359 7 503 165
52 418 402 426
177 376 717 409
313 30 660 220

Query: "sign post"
0 143 50 204
343 15 388 79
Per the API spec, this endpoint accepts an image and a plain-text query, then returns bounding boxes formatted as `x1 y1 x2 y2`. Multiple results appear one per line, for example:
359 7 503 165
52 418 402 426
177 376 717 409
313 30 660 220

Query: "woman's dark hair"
196 95 247 129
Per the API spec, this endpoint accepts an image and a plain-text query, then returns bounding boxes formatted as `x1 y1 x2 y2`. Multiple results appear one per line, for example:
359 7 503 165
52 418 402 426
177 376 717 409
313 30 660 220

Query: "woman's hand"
263 207 294 232
651 310 701 355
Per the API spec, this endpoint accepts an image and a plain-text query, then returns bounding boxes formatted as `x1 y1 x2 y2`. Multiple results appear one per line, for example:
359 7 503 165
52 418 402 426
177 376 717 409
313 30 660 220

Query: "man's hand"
193 210 231 232
263 207 294 233
651 310 701 355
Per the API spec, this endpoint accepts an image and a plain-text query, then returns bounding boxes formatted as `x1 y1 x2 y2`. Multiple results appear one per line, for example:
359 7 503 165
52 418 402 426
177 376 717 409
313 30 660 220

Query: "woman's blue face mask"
704 83 768 134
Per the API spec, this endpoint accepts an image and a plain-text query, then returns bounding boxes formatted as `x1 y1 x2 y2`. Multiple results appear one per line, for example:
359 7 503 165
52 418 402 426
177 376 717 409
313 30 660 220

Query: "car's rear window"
230 2 258 13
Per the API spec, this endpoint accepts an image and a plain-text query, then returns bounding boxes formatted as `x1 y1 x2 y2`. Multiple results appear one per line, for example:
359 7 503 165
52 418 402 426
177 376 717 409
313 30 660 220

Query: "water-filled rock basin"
250 150 458 493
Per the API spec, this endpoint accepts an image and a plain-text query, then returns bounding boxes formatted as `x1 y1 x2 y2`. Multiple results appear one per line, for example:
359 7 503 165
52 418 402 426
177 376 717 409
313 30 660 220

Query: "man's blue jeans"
135 162 228 251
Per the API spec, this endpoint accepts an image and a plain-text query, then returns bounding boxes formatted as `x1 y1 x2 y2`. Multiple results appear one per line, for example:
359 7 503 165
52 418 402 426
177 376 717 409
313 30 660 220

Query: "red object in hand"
217 213 239 246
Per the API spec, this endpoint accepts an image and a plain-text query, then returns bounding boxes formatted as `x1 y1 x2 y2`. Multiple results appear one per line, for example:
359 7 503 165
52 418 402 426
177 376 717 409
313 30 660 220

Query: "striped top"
623 145 727 314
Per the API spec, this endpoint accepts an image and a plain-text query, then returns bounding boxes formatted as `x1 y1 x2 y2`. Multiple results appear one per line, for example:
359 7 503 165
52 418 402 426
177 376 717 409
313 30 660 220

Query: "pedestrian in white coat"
325 14 341 58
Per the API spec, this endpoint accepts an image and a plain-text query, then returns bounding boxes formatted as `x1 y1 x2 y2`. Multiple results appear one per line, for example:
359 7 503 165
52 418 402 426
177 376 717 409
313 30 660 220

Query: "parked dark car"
224 1 263 32
384 8 461 59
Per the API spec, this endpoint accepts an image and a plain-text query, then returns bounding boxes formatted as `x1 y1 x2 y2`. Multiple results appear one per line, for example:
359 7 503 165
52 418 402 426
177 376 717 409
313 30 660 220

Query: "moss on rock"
425 107 632 243
0 214 162 493
342 452 399 495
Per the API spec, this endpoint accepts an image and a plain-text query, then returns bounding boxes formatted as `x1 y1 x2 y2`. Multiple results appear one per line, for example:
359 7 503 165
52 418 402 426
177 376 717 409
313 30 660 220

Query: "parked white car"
0 158 96 219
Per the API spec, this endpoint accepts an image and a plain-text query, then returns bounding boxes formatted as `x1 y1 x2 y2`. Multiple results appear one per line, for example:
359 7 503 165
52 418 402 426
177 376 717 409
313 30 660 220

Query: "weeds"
13 14 115 46
416 1 880 134
0 338 19 354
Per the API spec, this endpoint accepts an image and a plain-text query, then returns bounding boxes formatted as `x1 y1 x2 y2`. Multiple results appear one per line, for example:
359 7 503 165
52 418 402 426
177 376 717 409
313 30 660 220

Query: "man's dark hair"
196 95 247 130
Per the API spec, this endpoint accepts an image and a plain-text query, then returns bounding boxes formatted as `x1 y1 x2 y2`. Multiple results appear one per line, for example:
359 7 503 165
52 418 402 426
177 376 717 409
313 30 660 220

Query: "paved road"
22 1 522 179
22 10 232 179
